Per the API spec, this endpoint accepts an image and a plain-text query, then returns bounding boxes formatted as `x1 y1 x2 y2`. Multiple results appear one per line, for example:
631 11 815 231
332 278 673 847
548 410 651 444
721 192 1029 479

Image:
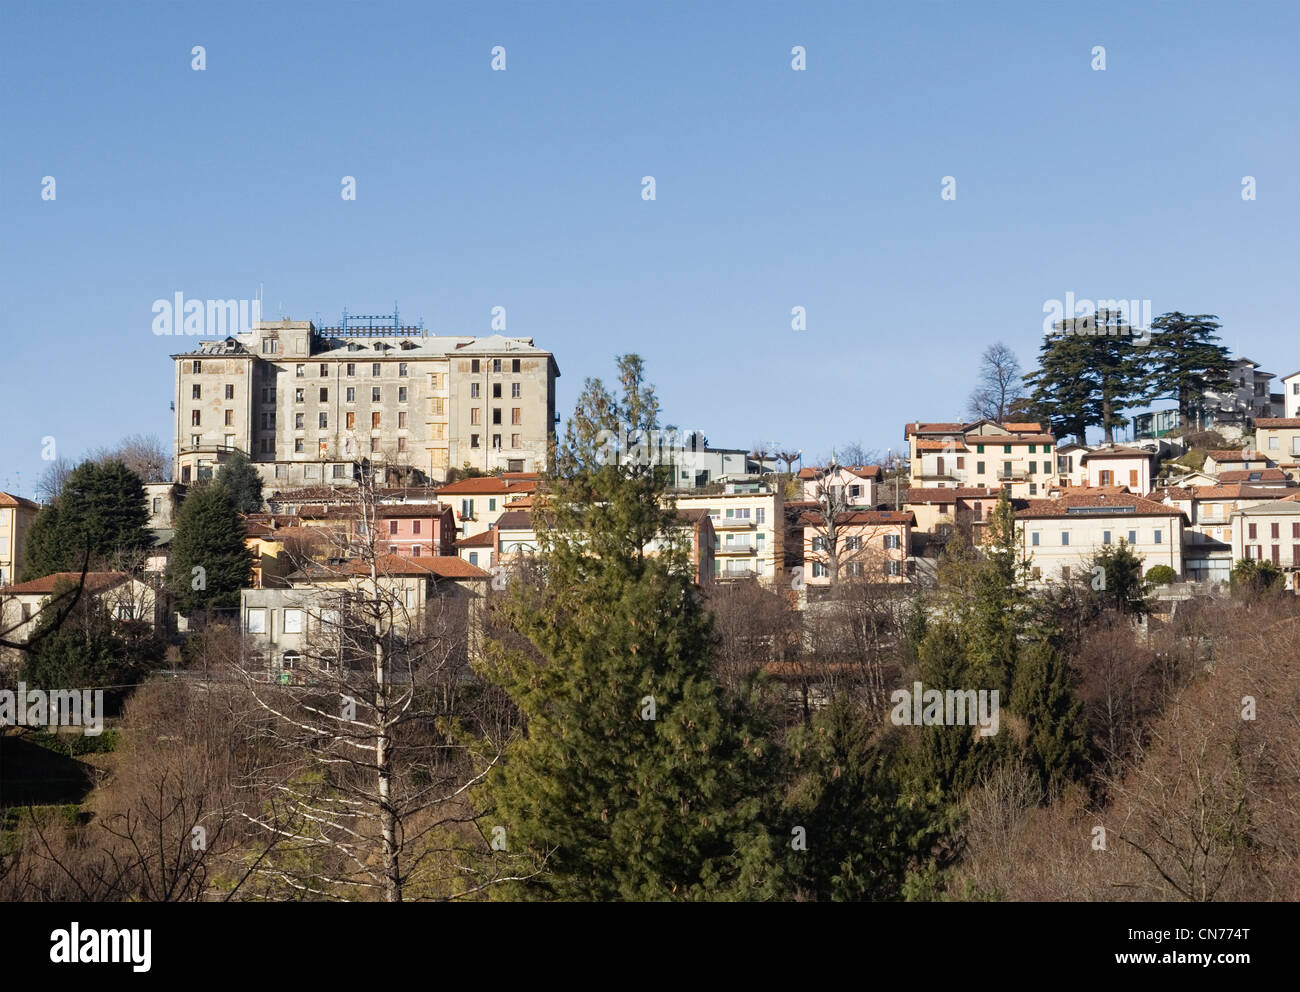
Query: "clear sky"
3 0 1296 496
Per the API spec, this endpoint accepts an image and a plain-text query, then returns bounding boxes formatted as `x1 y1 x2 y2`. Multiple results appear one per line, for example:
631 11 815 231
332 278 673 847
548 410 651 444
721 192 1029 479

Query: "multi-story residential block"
1152 483 1284 583
0 492 40 586
797 464 882 506
1015 492 1186 585
435 475 539 538
1216 468 1293 488
905 420 1058 497
241 554 492 675
801 510 914 584
1232 500 1300 589
673 478 784 582
171 320 559 489
904 487 1001 537
1255 418 1300 482
1283 371 1300 420
1193 357 1280 435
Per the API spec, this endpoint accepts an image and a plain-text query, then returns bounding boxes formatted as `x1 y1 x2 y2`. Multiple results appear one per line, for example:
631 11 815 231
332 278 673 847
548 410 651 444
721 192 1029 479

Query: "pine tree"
1142 312 1232 429
215 450 265 513
166 483 254 614
1087 541 1151 617
21 459 150 579
963 489 1028 696
1025 316 1147 443
910 622 1000 795
1008 640 1089 795
482 355 781 901
784 695 944 901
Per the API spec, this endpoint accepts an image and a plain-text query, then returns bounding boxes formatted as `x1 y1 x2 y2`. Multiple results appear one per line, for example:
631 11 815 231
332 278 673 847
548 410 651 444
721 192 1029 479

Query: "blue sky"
3 0 1296 495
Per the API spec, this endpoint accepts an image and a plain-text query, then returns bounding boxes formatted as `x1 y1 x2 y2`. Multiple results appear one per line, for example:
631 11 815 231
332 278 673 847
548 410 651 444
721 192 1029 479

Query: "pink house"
376 504 456 558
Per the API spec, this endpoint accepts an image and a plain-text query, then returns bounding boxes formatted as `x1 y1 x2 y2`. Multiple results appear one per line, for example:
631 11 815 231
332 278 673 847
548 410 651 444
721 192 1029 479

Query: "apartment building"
435 475 540 538
1016 492 1186 585
1255 418 1300 482
905 420 1058 497
904 486 1001 537
801 510 913 584
1204 448 1272 474
171 320 558 489
673 479 784 582
0 492 40 586
1193 357 1280 435
1232 501 1300 588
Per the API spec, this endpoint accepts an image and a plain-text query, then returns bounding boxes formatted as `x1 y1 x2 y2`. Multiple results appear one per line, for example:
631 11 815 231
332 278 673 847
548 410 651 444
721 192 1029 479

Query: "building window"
191 410 201 426
192 384 202 400
191 434 201 447
225 410 234 426
296 365 305 377
1271 522 1280 539
511 433 521 448
462 499 474 517
319 388 328 402
397 437 407 452
389 520 399 535
225 384 235 400
512 382 521 398
346 387 356 402
1128 530 1137 544
976 461 985 474
370 437 380 453
492 434 501 448
1029 444 1036 453
319 413 328 429
1153 529 1162 544
283 610 304 634
347 363 355 376
399 363 408 377
246 609 266 634
371 412 381 428
883 534 901 549
412 520 421 535
976 444 984 454
371 387 381 402
295 413 305 429
471 408 481 425
493 359 502 373
319 364 328 377
1061 532 1070 546
1248 523 1257 539
398 412 407 428
512 359 520 373
1103 530 1112 545
492 383 502 399
295 389 304 403
471 434 480 448
192 360 202 374
345 412 355 429
295 439 304 453
812 562 828 578
492 408 502 425
471 359 481 373
511 407 521 425
333 464 347 479
1031 531 1040 546
372 363 381 377
471 382 480 398
398 386 408 403
412 545 421 557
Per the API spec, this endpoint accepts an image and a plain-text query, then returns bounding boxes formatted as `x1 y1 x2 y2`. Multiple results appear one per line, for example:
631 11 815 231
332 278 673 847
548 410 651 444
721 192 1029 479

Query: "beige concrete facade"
673 480 784 582
0 493 40 586
171 321 558 490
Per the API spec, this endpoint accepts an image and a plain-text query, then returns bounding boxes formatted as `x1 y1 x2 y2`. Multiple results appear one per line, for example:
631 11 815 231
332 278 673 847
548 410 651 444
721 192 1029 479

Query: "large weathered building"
171 319 559 489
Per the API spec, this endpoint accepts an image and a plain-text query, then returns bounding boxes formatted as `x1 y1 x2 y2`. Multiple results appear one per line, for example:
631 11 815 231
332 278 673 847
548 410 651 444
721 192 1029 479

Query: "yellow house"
0 492 40 586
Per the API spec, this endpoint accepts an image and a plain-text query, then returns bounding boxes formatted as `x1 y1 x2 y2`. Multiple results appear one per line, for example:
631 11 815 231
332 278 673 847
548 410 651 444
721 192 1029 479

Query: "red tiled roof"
1015 494 1184 519
0 571 130 596
455 530 497 547
905 487 1000 503
293 555 490 580
799 510 914 526
1256 418 1300 429
797 464 883 479
1207 449 1265 461
436 477 538 496
0 492 40 510
1080 446 1153 460
1217 469 1289 483
915 439 969 452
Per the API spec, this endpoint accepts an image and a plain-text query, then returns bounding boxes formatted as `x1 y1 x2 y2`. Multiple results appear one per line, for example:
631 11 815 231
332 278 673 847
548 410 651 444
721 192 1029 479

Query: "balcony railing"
711 515 757 529
716 541 757 555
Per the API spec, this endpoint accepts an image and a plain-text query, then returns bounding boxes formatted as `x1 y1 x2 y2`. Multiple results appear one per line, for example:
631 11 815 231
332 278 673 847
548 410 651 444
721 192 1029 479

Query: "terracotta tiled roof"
1080 446 1153 460
0 492 40 510
796 464 883 478
290 555 490 580
1015 494 1184 519
1256 418 1300 429
906 487 1000 503
1184 485 1284 501
915 439 969 452
494 509 534 530
799 510 914 526
905 422 967 436
1002 422 1044 433
455 530 497 548
0 571 130 596
1207 449 1264 461
436 477 538 496
1217 469 1289 483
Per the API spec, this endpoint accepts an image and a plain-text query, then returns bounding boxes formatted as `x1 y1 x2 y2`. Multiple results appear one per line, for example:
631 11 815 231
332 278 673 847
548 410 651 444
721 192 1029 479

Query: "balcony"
711 515 757 529
715 541 757 555
997 469 1029 481
919 470 967 484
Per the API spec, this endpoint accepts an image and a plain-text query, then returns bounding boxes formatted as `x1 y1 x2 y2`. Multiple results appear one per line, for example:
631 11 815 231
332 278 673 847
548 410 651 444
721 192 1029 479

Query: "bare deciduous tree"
966 342 1023 423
